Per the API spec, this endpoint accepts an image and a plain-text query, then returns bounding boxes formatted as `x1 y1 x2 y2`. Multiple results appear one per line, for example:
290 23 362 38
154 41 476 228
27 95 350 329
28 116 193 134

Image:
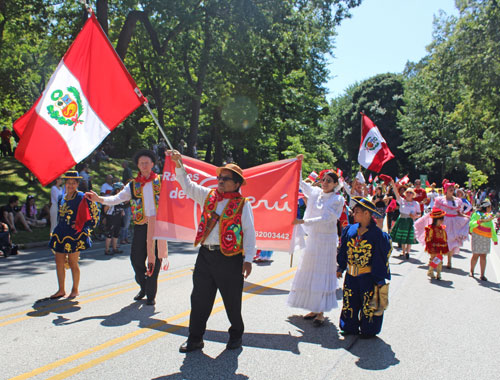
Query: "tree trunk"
213 106 223 166
186 13 211 157
96 0 109 35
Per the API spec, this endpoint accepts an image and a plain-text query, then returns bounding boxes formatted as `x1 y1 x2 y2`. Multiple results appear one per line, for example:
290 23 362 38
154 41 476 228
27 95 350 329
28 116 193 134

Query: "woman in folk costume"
49 171 99 299
389 180 421 259
288 164 344 326
424 208 449 280
415 180 469 269
469 200 498 281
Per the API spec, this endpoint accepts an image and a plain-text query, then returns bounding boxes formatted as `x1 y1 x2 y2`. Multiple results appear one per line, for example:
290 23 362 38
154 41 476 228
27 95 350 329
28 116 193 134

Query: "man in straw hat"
336 196 392 338
86 149 167 306
169 150 255 353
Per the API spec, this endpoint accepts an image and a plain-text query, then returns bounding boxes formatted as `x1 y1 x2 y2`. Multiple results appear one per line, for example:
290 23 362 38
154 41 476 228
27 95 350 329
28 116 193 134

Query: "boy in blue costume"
336 196 392 338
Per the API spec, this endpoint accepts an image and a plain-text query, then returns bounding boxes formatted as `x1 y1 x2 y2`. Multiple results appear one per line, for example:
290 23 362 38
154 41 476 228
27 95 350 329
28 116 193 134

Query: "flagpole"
143 101 175 151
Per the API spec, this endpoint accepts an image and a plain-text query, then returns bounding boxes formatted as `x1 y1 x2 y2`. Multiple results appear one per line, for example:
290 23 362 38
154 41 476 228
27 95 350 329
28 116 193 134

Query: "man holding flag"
169 150 256 353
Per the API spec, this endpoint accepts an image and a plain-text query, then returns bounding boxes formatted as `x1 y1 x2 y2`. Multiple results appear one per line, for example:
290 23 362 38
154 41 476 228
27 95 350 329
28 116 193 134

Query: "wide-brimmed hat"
352 196 382 217
479 199 491 209
216 163 246 185
61 170 82 180
404 187 416 196
430 208 446 219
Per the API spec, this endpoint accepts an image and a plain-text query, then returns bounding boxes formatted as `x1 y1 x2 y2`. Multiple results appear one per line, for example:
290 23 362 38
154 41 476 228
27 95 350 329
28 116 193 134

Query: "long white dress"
287 181 344 313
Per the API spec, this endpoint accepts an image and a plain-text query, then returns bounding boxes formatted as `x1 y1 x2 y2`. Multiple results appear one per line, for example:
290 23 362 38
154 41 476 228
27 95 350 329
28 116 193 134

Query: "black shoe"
226 337 242 350
405 253 409 259
146 299 155 305
133 290 146 301
480 275 488 281
179 340 204 353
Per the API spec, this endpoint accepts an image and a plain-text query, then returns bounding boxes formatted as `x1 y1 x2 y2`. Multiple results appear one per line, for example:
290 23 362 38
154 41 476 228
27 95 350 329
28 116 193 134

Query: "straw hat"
216 163 246 185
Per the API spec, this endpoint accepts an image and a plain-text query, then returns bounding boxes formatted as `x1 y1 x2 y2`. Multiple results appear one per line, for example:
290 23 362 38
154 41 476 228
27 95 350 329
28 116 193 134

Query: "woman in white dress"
50 177 63 233
288 166 344 326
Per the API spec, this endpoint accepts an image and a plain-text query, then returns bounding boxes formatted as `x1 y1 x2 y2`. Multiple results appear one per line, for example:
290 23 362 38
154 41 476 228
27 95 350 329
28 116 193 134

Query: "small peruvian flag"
337 168 343 178
368 173 373 183
14 13 145 185
358 113 395 173
307 171 318 182
399 175 410 185
374 175 379 183
429 254 443 269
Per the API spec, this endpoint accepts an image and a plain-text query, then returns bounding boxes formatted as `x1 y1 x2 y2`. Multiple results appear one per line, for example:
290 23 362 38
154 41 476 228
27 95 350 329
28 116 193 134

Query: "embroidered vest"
130 177 161 224
194 189 246 256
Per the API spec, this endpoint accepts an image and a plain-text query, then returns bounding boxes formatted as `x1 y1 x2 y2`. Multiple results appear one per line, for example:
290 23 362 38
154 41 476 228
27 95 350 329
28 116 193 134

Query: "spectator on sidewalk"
1 126 13 157
0 222 18 257
1 195 32 233
78 163 92 192
122 160 133 184
103 182 125 256
100 175 114 196
21 195 47 228
50 177 64 233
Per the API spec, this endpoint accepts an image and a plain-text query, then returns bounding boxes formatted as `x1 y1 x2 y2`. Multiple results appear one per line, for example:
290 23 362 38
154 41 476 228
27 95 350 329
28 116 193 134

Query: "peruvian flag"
368 173 373 183
337 168 343 178
429 254 443 269
399 175 410 185
358 113 394 173
14 13 145 185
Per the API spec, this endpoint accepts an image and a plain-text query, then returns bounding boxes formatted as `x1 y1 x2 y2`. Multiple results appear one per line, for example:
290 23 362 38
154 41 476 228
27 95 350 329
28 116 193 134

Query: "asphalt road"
1 236 499 380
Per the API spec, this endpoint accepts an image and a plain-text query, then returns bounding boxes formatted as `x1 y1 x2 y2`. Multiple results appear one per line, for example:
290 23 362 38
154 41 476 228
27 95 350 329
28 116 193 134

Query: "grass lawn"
1 156 125 245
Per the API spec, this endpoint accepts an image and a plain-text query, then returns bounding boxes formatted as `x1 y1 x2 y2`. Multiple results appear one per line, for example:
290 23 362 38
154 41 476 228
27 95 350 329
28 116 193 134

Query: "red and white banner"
155 155 302 252
14 13 145 185
358 113 394 173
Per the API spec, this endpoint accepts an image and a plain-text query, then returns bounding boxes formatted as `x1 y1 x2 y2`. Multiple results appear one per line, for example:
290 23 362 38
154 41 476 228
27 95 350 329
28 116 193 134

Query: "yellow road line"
10 267 296 380
46 272 297 380
0 267 192 322
0 268 193 328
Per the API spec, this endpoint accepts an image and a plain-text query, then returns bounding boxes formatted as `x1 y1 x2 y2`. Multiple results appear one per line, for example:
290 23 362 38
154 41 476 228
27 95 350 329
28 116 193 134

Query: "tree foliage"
1 0 361 172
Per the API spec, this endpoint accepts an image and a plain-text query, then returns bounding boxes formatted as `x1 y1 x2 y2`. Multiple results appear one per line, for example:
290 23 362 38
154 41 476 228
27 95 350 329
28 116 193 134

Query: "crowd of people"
1 144 499 353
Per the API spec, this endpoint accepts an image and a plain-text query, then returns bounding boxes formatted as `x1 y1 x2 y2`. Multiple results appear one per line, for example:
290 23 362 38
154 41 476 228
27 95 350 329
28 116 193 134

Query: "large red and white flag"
358 113 394 173
14 13 145 185
155 155 301 252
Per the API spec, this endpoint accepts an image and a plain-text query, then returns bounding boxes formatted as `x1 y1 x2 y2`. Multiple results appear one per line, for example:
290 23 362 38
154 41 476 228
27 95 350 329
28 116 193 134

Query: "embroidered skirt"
471 233 491 254
390 217 415 244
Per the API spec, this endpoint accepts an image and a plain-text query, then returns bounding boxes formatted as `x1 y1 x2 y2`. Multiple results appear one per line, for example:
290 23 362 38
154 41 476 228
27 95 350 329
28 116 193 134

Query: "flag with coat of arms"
358 113 394 173
14 13 145 185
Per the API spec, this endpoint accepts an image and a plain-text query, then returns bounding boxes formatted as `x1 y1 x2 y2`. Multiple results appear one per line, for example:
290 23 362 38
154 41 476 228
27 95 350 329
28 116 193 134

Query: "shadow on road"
28 297 81 318
242 281 289 296
153 349 248 380
348 336 400 370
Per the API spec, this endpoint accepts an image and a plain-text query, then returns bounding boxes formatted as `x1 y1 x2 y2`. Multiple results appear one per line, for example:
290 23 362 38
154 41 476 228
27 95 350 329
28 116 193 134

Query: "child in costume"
389 180 421 259
425 208 449 280
469 200 498 281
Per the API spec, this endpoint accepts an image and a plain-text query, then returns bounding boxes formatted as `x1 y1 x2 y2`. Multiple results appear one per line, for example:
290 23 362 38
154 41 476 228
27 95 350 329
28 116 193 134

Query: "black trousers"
188 246 244 343
130 224 160 301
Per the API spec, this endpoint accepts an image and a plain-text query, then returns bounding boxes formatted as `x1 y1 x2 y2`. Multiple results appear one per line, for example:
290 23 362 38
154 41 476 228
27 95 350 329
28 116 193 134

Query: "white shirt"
397 199 420 216
100 182 114 195
175 167 256 263
50 185 63 206
99 181 156 217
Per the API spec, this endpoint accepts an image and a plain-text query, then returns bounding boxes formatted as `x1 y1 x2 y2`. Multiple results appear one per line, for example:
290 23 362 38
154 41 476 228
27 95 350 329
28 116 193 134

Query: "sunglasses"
217 175 234 182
